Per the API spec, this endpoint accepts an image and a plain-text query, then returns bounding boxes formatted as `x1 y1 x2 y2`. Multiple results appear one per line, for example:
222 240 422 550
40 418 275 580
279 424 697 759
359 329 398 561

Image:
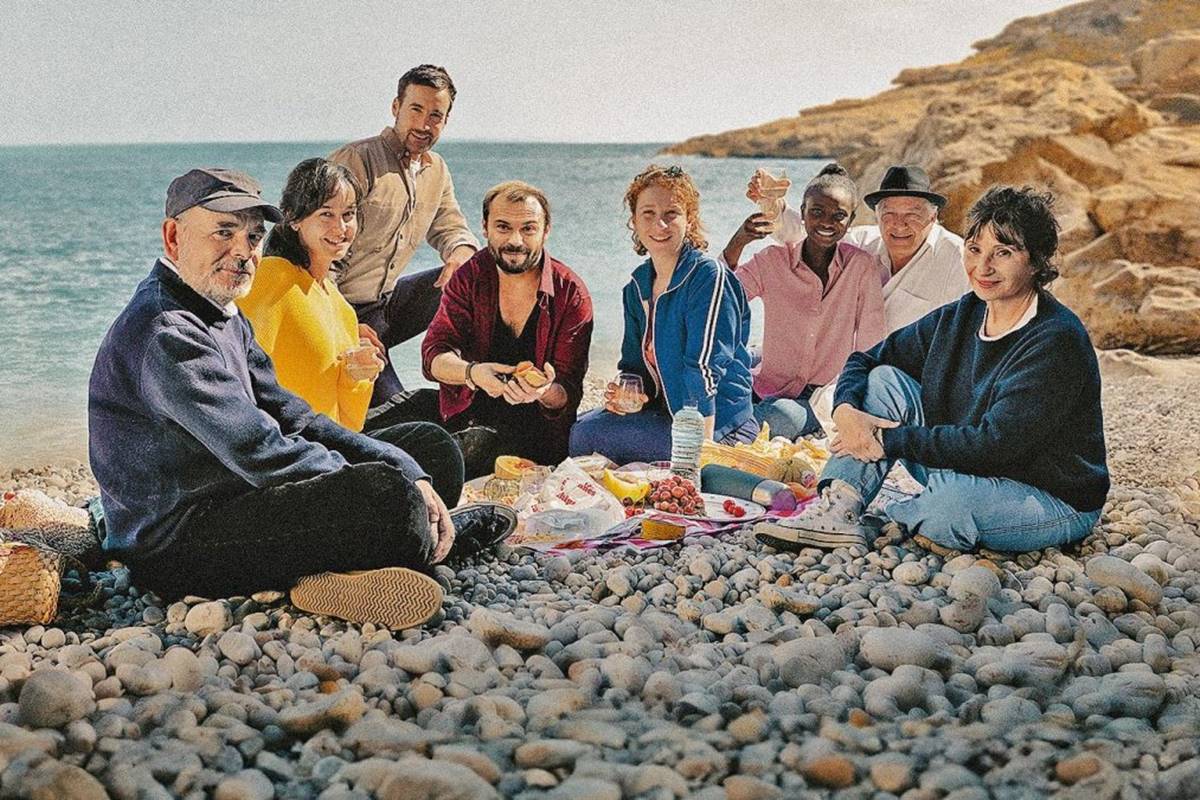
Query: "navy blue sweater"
89 261 427 555
833 292 1109 512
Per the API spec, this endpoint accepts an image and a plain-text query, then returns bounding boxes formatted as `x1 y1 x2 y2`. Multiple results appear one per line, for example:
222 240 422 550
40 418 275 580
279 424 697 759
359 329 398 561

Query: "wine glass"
615 372 645 414
754 169 791 233
342 338 383 381
483 477 520 504
519 466 552 498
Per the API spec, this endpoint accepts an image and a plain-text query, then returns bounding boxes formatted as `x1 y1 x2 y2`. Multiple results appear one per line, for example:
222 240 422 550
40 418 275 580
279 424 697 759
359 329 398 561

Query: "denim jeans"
820 366 1101 552
753 385 823 440
352 267 444 405
569 407 759 465
127 421 463 600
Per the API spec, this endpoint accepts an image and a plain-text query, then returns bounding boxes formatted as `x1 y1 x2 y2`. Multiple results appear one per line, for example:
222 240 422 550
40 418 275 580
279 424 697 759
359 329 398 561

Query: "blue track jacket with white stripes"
617 245 755 440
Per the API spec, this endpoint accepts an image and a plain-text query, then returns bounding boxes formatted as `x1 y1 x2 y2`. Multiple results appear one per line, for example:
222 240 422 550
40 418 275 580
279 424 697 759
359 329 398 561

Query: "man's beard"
199 258 254 306
490 245 542 275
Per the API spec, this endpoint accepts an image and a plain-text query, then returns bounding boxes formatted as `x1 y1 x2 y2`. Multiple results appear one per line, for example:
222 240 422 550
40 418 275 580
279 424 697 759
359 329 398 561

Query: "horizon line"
0 137 676 150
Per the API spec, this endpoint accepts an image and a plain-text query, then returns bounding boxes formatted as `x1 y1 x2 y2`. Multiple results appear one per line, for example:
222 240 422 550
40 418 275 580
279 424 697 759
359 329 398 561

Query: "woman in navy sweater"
754 186 1109 553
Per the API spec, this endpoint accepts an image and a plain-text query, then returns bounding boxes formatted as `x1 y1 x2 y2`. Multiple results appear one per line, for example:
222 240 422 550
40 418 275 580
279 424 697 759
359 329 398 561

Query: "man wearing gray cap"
87 168 466 629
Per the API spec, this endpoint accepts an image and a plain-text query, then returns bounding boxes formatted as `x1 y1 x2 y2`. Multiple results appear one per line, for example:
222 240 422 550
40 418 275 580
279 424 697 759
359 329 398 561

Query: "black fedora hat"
863 165 947 210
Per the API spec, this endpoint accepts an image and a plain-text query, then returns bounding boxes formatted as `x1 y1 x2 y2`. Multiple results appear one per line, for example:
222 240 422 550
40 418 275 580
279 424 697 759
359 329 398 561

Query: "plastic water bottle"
670 401 705 484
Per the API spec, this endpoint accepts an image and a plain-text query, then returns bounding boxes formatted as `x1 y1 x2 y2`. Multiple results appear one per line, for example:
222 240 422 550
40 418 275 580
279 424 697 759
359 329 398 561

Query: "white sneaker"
754 480 869 551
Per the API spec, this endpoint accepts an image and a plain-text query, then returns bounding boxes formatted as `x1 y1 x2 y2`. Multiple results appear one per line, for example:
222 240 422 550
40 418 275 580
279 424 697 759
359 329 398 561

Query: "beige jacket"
329 128 478 304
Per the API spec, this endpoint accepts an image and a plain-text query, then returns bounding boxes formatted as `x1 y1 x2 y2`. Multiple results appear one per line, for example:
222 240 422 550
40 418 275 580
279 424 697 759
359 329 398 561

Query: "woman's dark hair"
263 158 364 270
964 186 1060 288
802 162 860 209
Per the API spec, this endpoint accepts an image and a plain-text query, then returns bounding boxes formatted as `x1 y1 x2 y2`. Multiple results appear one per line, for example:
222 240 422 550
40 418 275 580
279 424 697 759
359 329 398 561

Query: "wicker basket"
699 441 780 478
0 535 63 626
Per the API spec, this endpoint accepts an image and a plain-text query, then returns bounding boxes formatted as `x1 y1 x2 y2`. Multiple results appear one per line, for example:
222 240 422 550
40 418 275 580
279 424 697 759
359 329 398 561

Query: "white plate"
646 492 765 522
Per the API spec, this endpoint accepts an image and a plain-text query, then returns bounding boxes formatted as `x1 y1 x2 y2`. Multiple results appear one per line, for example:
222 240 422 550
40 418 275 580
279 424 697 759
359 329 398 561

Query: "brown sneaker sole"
290 567 443 630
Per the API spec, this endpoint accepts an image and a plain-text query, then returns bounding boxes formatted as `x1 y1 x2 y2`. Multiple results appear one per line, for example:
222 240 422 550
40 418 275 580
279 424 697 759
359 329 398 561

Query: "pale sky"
1 0 1077 146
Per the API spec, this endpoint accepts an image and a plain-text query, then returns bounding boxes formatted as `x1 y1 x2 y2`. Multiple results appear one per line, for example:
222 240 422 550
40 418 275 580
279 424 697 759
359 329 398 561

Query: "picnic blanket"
506 497 820 555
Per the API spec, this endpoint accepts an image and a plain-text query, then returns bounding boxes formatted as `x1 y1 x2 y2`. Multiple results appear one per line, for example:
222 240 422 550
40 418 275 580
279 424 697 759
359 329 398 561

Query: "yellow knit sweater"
238 256 373 431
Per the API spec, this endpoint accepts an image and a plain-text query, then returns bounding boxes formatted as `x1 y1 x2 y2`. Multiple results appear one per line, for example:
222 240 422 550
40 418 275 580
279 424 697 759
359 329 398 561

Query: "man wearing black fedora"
758 164 967 332
746 164 968 437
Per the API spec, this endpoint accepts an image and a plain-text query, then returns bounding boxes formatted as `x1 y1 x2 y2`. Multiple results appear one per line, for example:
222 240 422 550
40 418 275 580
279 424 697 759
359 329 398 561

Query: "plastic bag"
512 458 625 534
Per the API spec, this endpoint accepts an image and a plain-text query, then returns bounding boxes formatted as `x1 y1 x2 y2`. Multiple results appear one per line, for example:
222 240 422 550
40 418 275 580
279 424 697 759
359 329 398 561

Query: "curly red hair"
624 165 708 255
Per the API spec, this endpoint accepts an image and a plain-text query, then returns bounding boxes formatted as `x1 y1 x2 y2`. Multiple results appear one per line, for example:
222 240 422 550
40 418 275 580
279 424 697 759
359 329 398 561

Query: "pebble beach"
1 356 1198 799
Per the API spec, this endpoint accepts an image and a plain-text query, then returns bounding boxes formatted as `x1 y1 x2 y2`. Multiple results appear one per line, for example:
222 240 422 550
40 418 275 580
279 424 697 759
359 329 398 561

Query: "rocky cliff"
665 0 1200 354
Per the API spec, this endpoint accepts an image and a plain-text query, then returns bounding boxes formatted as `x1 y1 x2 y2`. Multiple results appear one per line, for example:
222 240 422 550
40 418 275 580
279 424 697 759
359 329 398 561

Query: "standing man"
751 164 967 332
329 64 479 409
415 181 593 478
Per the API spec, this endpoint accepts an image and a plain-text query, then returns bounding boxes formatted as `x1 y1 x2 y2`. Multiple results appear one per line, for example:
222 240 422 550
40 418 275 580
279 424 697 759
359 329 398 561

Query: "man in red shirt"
373 181 593 477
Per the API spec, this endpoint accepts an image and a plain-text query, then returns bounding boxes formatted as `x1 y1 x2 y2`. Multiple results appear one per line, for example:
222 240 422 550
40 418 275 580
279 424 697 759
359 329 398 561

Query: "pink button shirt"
733 240 885 399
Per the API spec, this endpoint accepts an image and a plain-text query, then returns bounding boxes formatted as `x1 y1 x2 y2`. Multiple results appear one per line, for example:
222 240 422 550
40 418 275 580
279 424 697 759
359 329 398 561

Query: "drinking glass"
647 461 674 483
754 169 791 233
520 466 552 497
615 372 645 414
342 339 382 381
483 477 520 504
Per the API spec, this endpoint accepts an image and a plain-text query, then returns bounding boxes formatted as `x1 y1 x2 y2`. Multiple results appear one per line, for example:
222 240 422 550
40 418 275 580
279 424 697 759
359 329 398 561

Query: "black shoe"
447 502 517 563
454 426 500 480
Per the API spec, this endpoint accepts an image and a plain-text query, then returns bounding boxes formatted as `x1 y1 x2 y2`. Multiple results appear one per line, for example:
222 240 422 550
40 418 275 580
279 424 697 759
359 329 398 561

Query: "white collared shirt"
774 208 970 332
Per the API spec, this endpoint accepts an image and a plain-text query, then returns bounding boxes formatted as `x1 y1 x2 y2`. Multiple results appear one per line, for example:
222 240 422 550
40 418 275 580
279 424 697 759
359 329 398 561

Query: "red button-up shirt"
421 249 594 456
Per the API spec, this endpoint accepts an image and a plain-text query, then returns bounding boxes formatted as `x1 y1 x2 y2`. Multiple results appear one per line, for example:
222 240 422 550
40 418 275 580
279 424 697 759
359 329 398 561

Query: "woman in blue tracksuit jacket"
570 165 756 465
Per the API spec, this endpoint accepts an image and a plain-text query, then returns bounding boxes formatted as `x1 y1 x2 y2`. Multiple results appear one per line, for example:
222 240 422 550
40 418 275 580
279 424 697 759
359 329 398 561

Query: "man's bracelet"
464 362 478 390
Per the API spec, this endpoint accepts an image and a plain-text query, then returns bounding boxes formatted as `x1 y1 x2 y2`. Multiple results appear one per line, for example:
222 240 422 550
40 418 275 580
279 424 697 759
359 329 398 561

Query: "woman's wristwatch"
464 361 478 390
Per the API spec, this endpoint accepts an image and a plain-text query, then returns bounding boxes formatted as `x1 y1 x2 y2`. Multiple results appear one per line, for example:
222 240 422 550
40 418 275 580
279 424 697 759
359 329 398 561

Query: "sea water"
0 140 820 466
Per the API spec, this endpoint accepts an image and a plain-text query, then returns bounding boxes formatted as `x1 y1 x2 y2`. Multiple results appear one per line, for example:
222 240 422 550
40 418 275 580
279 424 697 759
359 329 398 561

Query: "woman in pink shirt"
722 164 885 439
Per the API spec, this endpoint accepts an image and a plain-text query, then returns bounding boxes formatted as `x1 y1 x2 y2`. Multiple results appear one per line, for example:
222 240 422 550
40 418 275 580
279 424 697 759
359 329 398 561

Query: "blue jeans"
569 407 759 466
753 386 823 440
821 366 1101 552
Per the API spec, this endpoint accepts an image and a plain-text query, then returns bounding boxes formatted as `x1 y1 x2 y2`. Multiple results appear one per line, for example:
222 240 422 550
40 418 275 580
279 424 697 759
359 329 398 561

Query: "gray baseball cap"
165 168 283 222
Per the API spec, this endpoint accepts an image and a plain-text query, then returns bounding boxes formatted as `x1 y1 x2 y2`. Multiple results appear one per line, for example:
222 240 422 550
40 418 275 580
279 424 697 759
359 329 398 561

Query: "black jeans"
352 267 444 405
367 389 565 480
129 421 463 600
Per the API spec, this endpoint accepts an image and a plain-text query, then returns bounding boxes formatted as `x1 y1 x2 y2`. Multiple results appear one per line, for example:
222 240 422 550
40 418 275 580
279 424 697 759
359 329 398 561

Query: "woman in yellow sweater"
239 158 512 552
239 158 386 431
